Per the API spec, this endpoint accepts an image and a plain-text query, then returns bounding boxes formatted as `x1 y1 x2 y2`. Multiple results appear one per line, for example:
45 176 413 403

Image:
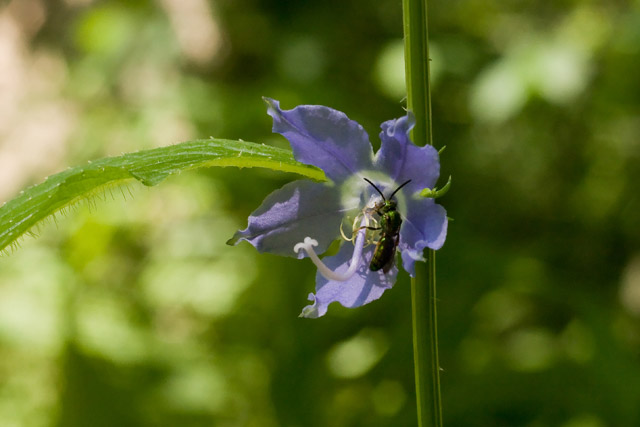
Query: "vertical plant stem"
402 0 443 426
411 252 442 427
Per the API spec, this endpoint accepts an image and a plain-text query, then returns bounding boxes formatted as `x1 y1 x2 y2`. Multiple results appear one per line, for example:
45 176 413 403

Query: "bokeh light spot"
373 40 406 100
326 329 388 379
504 328 558 372
620 254 640 316
278 36 326 84
372 380 406 416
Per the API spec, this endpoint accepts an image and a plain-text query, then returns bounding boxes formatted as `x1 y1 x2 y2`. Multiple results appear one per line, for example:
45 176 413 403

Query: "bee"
363 178 412 273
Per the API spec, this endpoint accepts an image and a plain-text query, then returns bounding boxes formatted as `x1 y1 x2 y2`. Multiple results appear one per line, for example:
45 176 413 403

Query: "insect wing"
382 234 399 273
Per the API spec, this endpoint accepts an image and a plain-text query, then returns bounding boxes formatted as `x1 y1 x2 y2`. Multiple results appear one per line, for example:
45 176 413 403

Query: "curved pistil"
294 218 368 282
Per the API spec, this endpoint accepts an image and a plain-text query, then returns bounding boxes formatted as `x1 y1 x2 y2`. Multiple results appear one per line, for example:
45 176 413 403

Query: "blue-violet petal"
300 243 398 318
228 180 346 258
399 197 448 276
375 113 440 196
265 98 374 183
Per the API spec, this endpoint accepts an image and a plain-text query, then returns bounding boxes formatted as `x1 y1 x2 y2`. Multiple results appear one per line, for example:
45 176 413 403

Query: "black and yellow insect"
363 178 412 273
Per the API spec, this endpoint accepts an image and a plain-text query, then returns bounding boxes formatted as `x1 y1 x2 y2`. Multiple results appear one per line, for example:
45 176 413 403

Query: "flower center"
340 206 380 247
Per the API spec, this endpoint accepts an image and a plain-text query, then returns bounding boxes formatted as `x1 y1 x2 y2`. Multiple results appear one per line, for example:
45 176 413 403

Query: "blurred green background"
1 0 639 426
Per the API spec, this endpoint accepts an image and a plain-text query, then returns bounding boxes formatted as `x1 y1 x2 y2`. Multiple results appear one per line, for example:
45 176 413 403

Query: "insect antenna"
363 177 386 200
388 179 412 200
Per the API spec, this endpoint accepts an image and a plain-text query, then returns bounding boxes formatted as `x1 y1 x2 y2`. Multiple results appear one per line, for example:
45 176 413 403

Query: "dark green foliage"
1 0 639 426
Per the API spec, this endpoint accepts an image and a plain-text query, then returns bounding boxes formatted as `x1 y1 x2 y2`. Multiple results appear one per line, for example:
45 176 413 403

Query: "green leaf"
0 139 325 252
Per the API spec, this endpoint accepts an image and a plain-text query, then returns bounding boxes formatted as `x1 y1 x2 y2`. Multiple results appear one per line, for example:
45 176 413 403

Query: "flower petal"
399 197 448 276
228 180 347 258
300 244 398 318
375 113 441 195
265 98 374 183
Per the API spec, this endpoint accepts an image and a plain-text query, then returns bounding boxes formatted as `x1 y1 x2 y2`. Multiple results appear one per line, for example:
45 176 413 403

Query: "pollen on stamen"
340 208 379 247
351 209 382 247
339 221 354 243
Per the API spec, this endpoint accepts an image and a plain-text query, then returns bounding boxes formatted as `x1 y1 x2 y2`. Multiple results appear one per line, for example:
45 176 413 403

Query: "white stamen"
294 220 368 282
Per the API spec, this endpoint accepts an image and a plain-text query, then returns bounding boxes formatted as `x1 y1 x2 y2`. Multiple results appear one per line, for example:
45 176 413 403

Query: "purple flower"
228 98 447 318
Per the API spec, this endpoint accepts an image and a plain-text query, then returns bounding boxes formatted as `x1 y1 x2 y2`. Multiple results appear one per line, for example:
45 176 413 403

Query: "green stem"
402 0 443 426
411 253 442 426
